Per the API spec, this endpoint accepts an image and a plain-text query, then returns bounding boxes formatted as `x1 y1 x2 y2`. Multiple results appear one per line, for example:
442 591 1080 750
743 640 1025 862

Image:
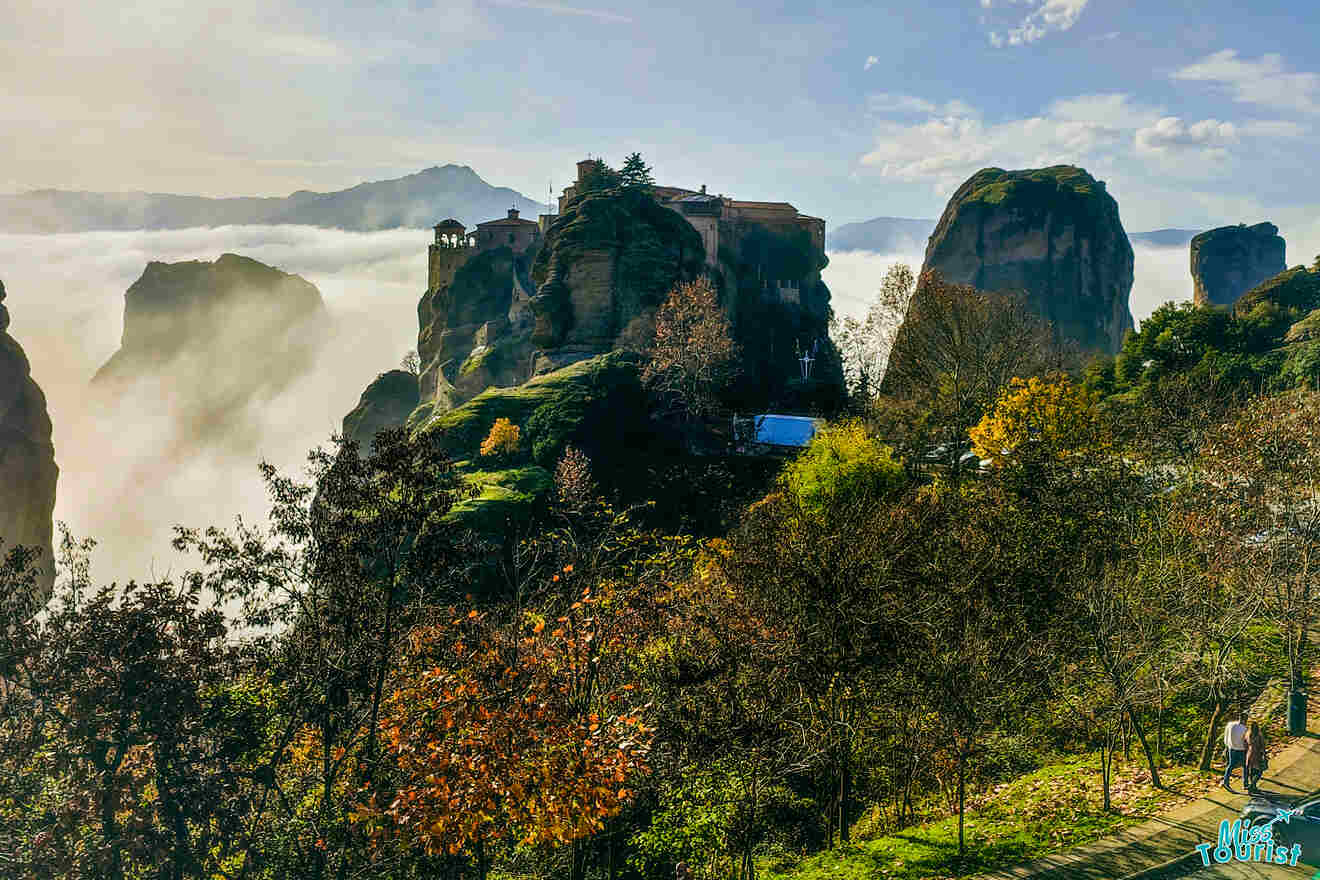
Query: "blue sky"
5 0 1319 239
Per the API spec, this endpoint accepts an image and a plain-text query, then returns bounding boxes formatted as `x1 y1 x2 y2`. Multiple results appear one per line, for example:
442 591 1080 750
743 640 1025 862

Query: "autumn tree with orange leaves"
365 585 658 880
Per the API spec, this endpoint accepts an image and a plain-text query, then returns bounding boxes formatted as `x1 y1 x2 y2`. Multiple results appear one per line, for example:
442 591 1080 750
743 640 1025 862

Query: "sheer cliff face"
529 187 706 368
417 245 537 411
0 280 58 604
1191 223 1286 307
921 166 1135 354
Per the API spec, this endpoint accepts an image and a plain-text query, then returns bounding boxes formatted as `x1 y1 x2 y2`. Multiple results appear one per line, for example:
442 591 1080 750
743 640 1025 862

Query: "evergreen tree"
578 159 621 193
619 152 655 188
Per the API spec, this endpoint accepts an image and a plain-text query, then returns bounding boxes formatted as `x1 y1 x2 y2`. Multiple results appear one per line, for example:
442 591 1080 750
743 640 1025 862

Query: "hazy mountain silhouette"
0 165 546 233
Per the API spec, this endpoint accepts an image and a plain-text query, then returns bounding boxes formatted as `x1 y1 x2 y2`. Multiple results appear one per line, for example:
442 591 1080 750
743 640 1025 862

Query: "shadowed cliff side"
0 279 58 604
1191 222 1286 307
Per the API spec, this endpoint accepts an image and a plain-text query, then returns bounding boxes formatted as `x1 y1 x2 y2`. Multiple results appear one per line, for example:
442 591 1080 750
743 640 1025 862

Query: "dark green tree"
577 159 621 193
619 152 654 189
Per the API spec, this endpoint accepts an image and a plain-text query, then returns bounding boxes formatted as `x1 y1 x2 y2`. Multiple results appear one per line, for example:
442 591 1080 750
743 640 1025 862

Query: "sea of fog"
0 227 1205 583
1 226 425 584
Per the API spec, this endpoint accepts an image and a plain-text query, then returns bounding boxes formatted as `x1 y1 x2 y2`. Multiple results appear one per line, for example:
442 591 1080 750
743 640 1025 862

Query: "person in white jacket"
1222 713 1248 791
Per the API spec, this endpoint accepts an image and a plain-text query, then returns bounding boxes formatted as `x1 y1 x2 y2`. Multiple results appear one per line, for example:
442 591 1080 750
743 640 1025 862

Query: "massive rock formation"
1190 223 1286 307
342 369 420 453
530 186 707 371
0 280 58 603
92 253 327 448
918 166 1135 354
401 176 840 431
418 244 540 411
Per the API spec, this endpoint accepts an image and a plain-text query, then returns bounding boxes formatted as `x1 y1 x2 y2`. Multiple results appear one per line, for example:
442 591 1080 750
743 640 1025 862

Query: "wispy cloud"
868 92 978 118
486 0 633 23
986 0 1090 48
1173 50 1320 115
1135 117 1237 156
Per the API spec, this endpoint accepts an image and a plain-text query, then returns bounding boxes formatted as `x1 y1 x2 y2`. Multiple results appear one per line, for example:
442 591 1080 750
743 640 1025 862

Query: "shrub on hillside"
779 420 905 515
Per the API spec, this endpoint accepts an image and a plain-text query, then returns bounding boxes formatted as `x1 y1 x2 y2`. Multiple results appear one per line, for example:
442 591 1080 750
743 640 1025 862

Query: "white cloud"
1046 93 1163 130
859 101 1130 191
867 92 978 117
1135 117 1237 155
986 0 1090 47
858 88 1298 199
864 55 879 70
1173 50 1320 115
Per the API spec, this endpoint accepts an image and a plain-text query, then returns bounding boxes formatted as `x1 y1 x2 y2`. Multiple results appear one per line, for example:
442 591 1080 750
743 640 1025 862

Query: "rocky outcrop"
406 182 839 428
1191 223 1286 307
95 253 324 379
530 187 706 369
92 254 327 446
918 166 1135 354
0 280 58 604
342 369 420 453
417 245 539 410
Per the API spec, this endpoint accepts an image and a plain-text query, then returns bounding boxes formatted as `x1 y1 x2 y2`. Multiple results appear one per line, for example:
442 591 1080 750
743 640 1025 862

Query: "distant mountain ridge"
828 217 1204 253
0 165 547 233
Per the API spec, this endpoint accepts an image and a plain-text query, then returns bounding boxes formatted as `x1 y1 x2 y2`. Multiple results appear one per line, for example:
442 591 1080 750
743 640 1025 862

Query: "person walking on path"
1223 713 1249 791
1246 721 1268 792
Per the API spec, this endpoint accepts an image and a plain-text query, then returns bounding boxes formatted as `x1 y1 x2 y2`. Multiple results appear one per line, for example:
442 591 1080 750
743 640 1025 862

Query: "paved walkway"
977 717 1320 880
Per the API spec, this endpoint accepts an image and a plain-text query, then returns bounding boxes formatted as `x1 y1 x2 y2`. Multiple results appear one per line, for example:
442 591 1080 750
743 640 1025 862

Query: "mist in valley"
1 226 1310 586
1 225 426 585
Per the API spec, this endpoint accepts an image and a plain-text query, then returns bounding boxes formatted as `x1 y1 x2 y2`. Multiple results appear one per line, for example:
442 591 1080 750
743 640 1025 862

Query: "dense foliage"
1085 265 1320 399
8 261 1320 880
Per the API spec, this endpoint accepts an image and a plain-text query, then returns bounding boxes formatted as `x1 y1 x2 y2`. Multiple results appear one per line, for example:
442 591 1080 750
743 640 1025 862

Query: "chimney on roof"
700 184 706 194
508 207 520 220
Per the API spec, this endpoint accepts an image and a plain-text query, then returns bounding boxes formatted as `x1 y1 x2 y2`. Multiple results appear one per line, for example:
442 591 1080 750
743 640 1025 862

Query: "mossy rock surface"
416 351 644 462
530 187 704 348
957 165 1104 214
1284 309 1320 344
1235 266 1320 318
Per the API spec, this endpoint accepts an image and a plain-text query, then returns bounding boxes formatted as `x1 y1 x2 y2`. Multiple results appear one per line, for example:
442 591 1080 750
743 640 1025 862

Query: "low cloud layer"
0 225 426 584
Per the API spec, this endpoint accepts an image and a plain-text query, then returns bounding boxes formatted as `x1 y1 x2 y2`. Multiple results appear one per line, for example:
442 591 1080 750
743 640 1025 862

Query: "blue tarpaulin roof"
754 415 822 448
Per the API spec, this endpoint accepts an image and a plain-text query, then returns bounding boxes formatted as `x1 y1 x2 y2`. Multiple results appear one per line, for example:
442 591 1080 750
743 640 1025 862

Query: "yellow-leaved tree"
479 417 521 460
969 375 1107 466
